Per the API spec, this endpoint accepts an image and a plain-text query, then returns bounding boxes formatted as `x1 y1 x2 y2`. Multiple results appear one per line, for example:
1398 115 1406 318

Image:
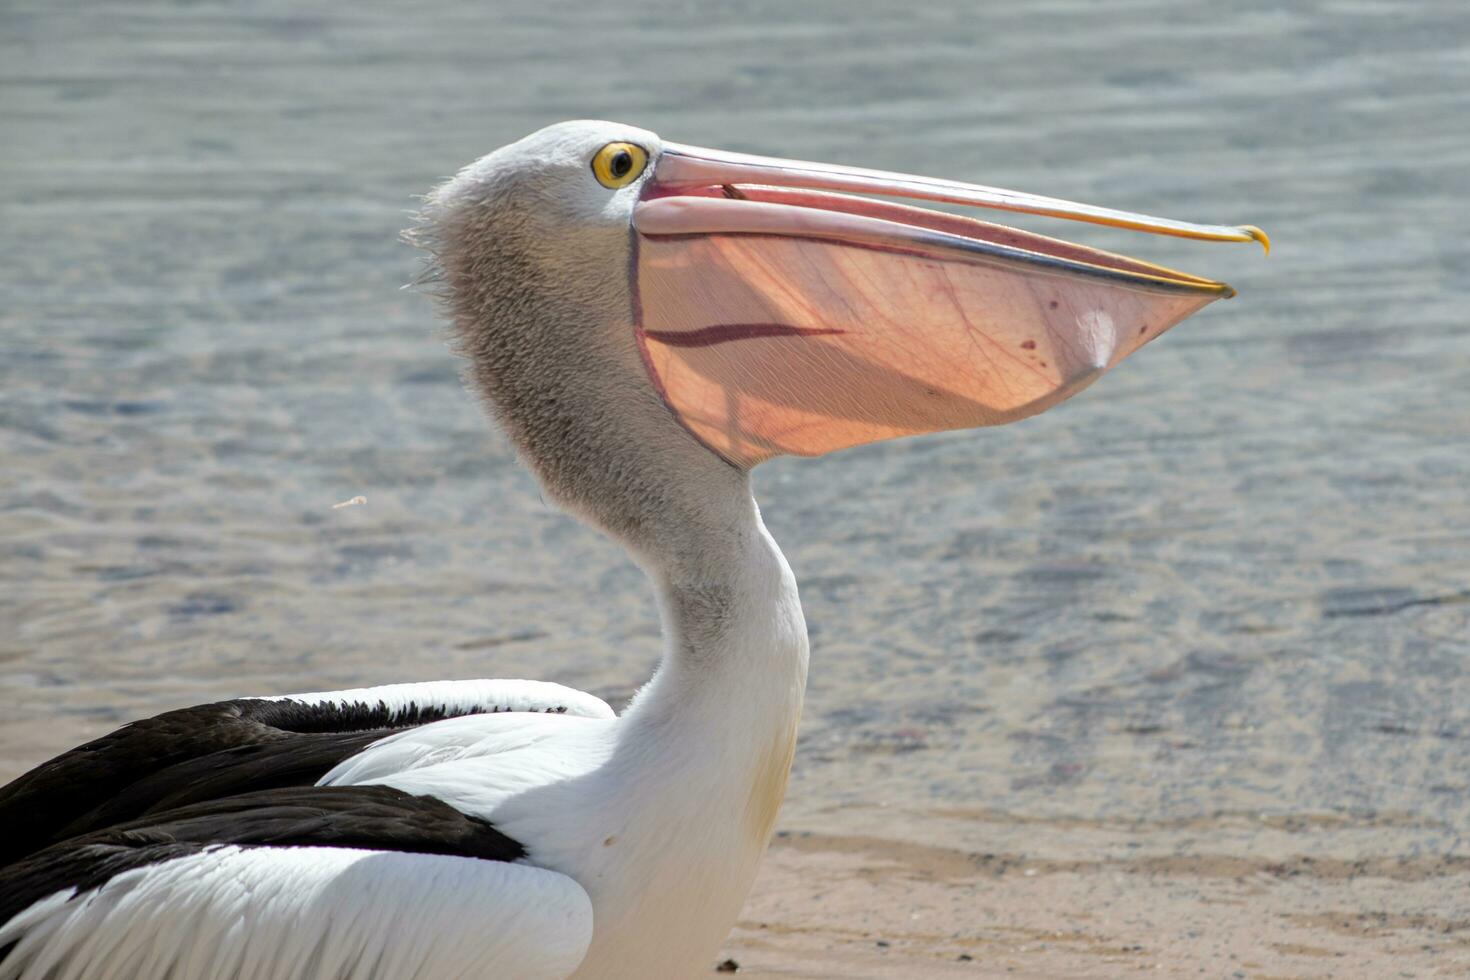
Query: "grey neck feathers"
416 176 757 585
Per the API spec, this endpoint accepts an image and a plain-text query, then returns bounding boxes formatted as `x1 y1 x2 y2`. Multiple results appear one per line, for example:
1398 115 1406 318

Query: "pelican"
0 121 1264 979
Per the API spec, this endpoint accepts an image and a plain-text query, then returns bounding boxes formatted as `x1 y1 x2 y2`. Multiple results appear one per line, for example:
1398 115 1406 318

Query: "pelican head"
414 120 1263 557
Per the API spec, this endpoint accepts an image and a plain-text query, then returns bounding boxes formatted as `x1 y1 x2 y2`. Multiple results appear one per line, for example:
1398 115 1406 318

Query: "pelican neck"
623 484 810 726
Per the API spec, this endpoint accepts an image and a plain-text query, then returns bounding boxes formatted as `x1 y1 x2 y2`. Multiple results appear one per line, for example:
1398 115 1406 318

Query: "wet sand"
3 1 1469 976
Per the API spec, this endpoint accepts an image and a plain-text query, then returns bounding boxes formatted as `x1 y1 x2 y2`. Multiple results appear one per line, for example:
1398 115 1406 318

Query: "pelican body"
0 121 1263 979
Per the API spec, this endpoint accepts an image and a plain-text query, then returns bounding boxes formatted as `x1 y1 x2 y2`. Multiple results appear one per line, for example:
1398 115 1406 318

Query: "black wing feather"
0 784 525 939
0 695 497 867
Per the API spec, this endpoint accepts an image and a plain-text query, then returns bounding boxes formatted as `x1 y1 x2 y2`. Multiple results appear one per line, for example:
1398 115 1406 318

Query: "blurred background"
2 1 1466 976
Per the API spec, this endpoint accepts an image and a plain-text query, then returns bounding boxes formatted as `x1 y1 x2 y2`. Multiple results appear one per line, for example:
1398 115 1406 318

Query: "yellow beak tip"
1239 225 1271 255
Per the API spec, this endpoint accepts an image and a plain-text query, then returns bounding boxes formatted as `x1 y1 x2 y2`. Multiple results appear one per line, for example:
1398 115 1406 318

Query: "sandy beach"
3 1 1468 976
723 829 1469 977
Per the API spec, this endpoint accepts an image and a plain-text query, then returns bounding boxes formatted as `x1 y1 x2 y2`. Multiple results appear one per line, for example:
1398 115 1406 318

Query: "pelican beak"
632 142 1267 468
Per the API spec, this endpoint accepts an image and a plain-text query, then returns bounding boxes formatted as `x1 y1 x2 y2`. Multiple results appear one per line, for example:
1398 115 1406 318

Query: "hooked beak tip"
1240 225 1271 255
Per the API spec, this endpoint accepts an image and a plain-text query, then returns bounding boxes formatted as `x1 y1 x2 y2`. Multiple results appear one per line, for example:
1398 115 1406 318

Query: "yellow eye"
591 142 648 189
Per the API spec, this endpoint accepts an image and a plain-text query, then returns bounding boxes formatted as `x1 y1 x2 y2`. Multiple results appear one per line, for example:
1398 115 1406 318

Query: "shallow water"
2 0 1468 972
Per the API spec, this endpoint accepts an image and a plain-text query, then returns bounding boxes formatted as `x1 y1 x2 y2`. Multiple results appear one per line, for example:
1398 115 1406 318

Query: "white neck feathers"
622 489 809 844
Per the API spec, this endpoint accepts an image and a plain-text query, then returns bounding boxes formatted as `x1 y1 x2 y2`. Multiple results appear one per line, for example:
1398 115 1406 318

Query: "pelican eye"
592 142 648 189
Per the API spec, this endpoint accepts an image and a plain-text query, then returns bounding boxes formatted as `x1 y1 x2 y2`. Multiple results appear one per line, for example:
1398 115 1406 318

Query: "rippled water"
2 0 1467 903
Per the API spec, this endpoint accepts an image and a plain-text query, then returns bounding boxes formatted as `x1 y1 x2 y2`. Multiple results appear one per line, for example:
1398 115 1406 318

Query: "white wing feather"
0 846 593 980
263 678 614 720
320 710 607 787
